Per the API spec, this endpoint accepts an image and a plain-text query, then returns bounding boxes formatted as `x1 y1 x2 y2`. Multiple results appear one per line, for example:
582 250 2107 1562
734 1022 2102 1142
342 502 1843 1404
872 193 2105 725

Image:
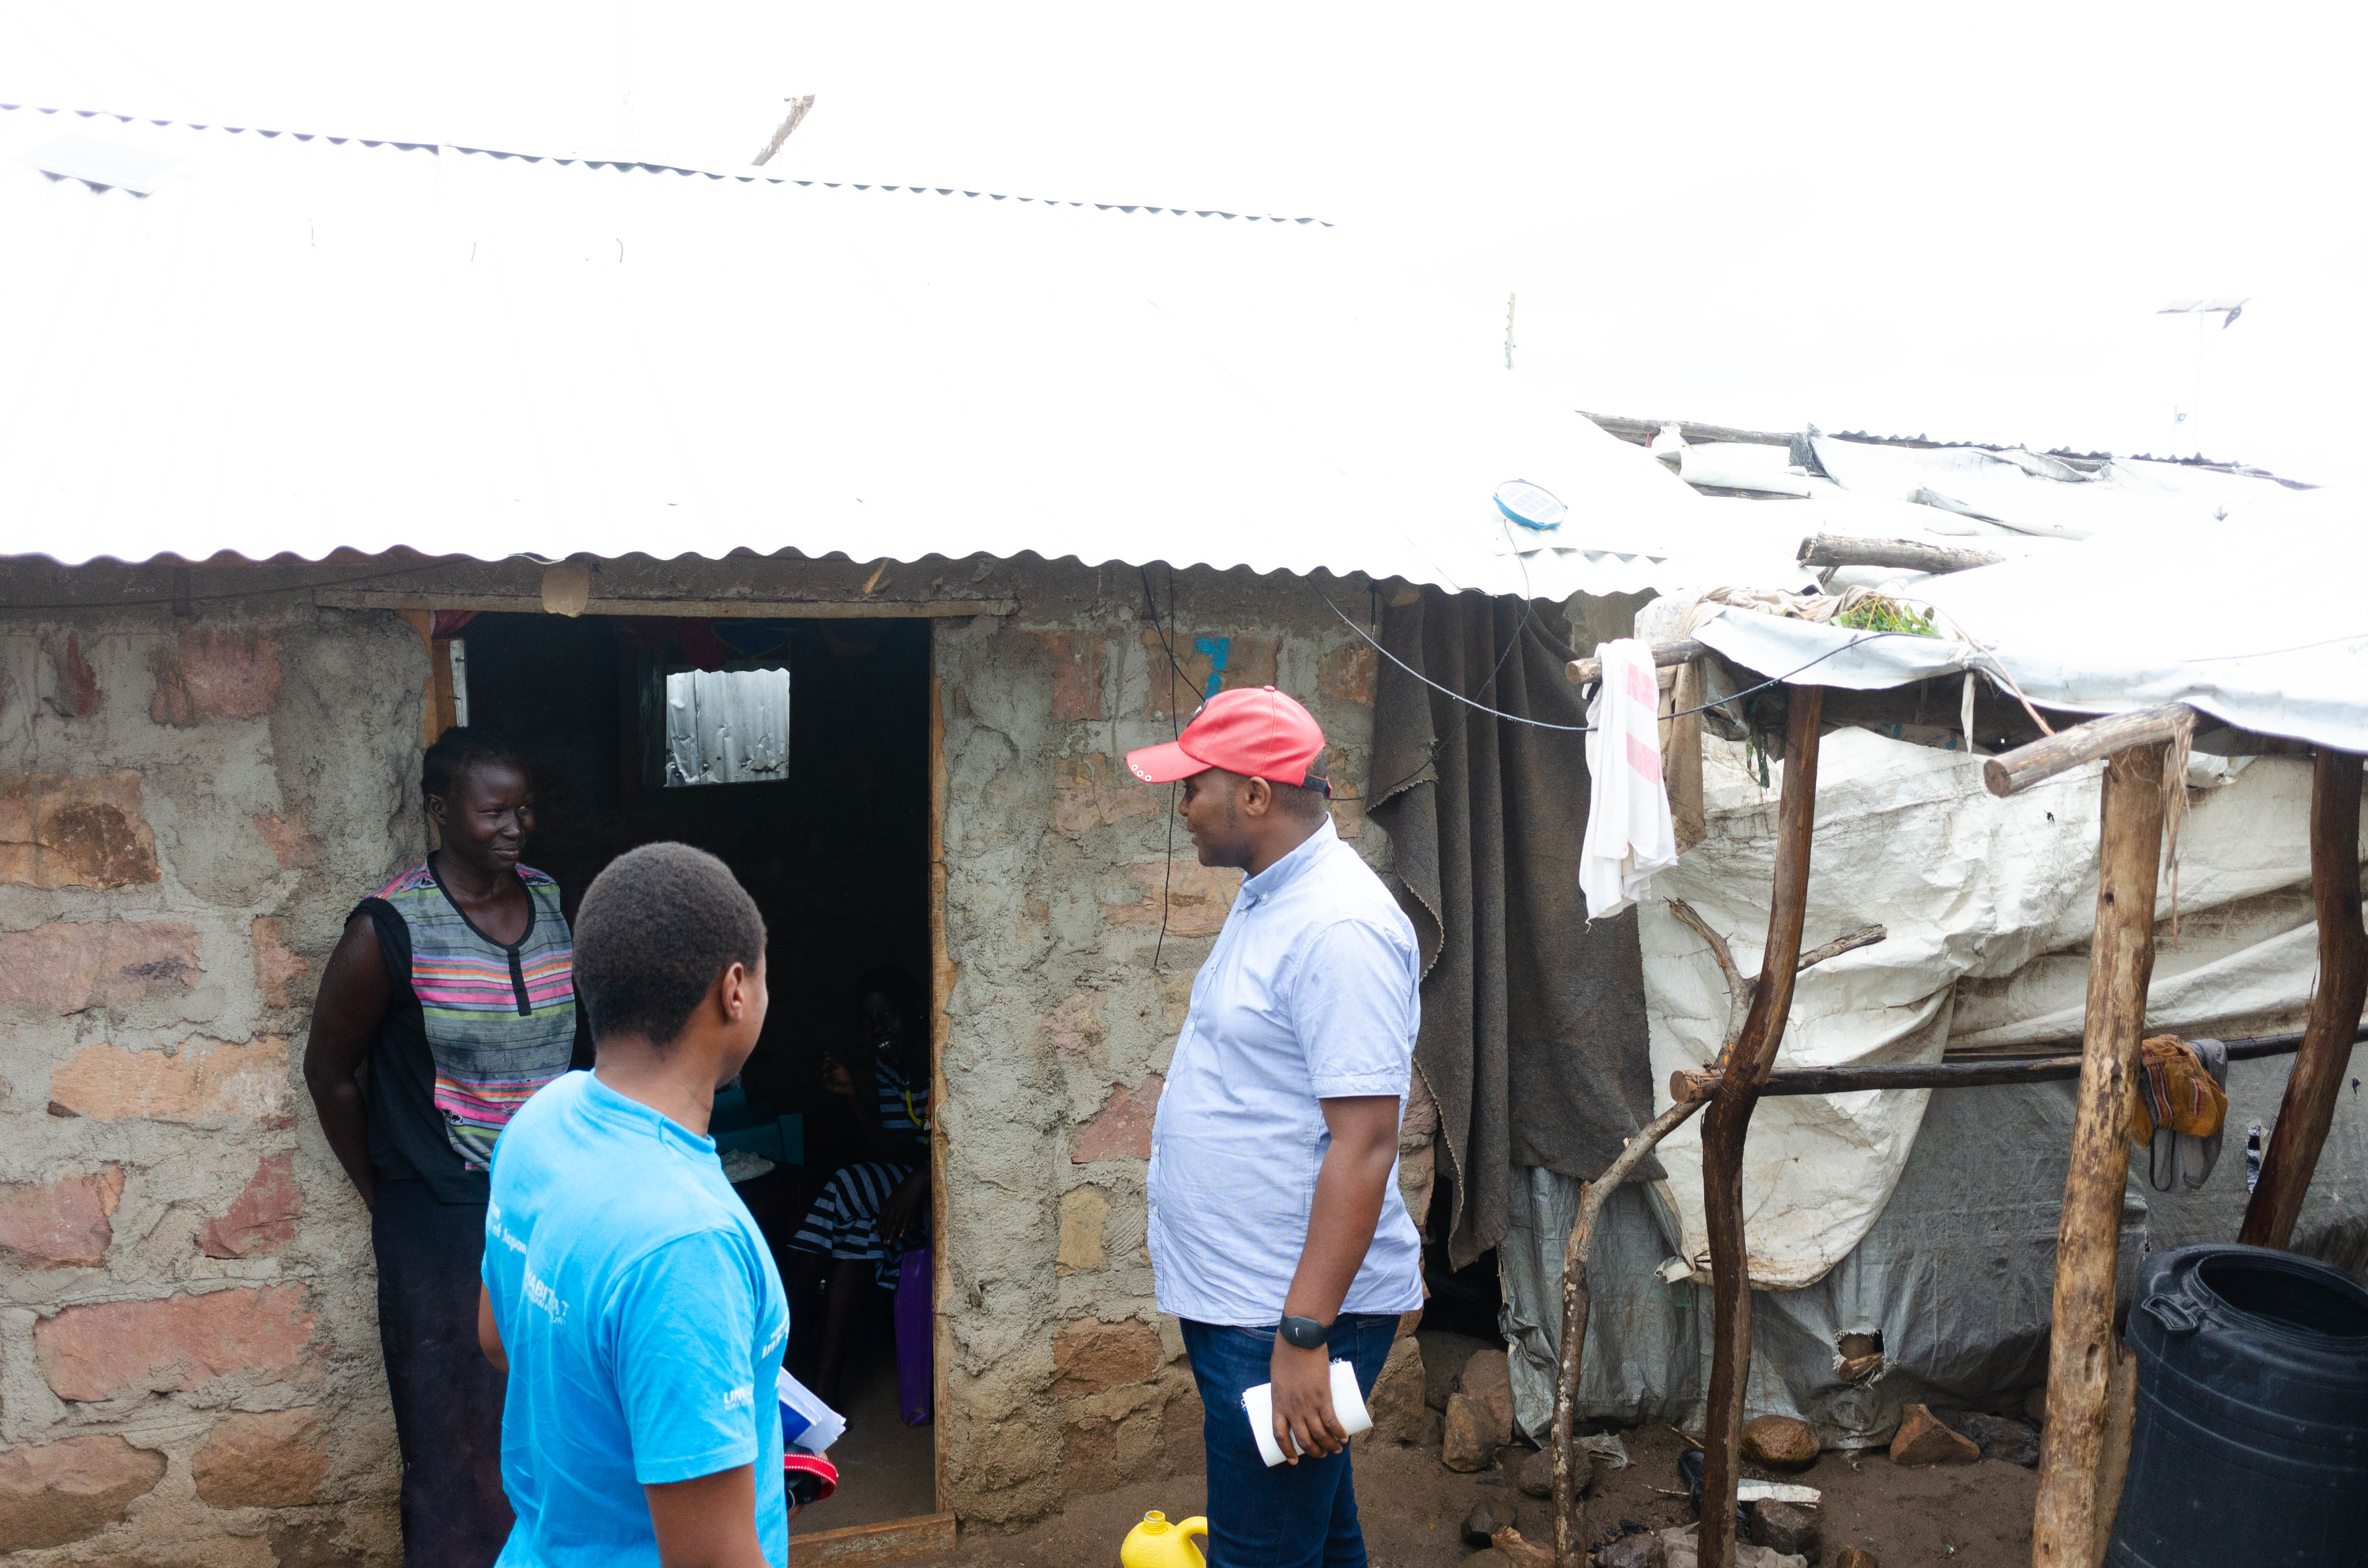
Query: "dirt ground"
887 1419 2038 1567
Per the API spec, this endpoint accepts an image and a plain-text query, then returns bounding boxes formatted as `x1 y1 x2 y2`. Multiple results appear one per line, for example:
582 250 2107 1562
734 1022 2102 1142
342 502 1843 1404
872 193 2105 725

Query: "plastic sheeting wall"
1505 1044 2368 1446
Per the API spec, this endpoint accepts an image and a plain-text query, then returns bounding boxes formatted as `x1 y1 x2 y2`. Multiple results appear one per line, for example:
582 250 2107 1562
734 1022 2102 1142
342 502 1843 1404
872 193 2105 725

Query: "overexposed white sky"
6 1 2360 482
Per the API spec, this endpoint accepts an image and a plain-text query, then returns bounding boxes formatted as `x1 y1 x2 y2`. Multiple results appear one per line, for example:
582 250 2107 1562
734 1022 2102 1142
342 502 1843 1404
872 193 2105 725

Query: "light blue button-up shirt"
1146 817 1426 1326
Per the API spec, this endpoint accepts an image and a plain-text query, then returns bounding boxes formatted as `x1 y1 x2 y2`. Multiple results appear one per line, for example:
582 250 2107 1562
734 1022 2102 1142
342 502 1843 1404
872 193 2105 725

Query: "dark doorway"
461 609 939 1526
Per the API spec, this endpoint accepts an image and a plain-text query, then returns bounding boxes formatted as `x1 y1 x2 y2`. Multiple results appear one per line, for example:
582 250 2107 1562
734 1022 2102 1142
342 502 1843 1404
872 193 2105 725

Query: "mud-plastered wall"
0 603 422 1566
931 562 1437 1524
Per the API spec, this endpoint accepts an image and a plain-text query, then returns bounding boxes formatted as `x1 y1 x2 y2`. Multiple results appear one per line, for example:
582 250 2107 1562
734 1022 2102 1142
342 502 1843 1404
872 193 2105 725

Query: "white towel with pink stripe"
1580 638 1678 920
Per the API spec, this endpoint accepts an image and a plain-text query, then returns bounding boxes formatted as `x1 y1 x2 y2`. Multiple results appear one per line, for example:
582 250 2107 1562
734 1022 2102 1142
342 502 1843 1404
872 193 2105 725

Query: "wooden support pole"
1984 704 2195 799
1566 638 1707 686
2032 742 2169 1568
1551 1096 1707 1567
2240 748 2368 1247
1796 533 2006 575
1698 686 1824 1568
1666 1024 2336 1104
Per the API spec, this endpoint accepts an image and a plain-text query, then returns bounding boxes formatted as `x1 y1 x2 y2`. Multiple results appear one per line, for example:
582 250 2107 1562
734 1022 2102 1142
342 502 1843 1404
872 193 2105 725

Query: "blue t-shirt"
483 1070 789 1567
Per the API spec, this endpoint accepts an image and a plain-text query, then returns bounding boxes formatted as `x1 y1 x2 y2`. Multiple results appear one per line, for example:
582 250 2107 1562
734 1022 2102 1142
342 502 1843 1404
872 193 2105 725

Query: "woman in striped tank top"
303 729 577 1568
788 965 931 1412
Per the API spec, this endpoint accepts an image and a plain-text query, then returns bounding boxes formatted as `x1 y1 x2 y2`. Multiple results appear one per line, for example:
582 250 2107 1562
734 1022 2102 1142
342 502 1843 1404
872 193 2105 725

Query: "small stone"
1489 1524 1554 1568
1462 1497 1517 1545
1516 1444 1558 1497
1836 1352 1884 1384
2023 1384 2047 1424
1747 1499 1821 1557
1836 1550 1880 1568
1740 1414 1820 1470
1443 1393 1499 1473
1417 1408 1444 1448
1594 1534 1667 1568
1457 1348 1516 1445
1945 1410 2041 1468
1889 1403 1981 1467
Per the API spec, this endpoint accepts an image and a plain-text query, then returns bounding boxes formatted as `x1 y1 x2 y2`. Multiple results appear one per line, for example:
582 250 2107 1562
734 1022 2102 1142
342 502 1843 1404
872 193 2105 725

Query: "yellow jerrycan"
1120 1509 1208 1568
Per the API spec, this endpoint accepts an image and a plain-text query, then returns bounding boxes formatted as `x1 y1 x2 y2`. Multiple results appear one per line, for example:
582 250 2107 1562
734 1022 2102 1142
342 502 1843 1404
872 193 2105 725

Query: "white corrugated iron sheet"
0 105 1795 598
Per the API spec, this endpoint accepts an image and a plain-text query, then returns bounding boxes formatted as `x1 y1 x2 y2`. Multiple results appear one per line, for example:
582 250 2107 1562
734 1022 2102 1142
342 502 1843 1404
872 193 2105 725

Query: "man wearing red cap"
1126 685 1423 1568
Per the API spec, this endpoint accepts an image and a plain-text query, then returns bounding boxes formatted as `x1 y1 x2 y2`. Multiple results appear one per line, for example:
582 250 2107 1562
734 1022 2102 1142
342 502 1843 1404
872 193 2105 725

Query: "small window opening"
658 666 792 787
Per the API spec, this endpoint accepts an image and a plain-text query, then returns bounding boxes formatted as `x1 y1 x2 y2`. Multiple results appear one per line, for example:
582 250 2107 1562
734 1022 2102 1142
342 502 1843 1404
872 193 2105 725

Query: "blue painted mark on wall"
1193 636 1230 701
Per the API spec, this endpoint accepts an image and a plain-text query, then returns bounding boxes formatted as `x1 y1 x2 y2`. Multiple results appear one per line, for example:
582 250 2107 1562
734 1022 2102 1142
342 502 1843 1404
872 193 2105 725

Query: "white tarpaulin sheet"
1643 733 2361 1291
1501 731 2368 1445
1691 506 2366 753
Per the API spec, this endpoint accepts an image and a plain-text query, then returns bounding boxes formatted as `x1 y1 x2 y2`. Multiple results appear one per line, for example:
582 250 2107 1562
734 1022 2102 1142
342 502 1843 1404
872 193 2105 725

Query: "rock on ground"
1835 1549 1881 1568
1443 1393 1499 1473
1416 1408 1444 1449
1889 1403 1982 1467
1456 1346 1516 1447
1420 1330 1491 1411
1944 1410 2041 1468
1594 1533 1667 1568
1515 1444 1553 1498
1746 1499 1820 1557
1369 1336 1428 1443
1461 1496 1518 1546
1739 1414 1819 1470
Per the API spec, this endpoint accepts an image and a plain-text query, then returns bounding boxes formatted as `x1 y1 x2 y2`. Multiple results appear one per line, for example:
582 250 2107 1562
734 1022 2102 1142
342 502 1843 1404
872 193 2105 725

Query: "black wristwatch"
1279 1314 1331 1350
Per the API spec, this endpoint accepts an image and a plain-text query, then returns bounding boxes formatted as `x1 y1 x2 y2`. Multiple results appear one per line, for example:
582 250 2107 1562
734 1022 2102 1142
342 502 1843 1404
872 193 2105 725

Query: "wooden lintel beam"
317 589 1016 619
1566 638 1707 686
1797 532 2006 575
2240 749 2368 1248
1698 685 1824 1568
2032 741 2170 1568
1984 704 2195 798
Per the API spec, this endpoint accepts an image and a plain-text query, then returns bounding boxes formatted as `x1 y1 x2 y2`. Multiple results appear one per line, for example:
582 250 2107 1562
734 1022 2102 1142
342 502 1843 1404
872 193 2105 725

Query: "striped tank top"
358 857 577 1202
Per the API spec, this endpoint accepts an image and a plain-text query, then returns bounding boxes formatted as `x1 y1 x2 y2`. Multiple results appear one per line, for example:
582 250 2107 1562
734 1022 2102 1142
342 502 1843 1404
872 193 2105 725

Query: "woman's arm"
302 912 394 1211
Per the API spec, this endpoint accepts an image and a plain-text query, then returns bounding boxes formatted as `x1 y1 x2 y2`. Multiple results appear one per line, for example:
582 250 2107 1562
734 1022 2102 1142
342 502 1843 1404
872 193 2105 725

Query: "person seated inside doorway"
785 965 931 1413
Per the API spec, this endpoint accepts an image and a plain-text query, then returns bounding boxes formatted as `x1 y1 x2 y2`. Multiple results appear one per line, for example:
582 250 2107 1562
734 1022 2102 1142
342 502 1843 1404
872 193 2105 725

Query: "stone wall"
0 552 1449 1551
930 563 1435 1524
1 603 424 1565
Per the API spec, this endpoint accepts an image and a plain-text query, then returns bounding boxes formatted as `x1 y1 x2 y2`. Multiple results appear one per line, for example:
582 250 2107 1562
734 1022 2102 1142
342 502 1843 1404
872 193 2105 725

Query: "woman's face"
429 760 535 873
859 990 908 1052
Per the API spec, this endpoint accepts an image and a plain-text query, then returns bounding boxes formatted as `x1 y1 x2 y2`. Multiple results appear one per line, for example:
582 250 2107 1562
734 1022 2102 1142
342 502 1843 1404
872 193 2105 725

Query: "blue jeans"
1178 1314 1398 1568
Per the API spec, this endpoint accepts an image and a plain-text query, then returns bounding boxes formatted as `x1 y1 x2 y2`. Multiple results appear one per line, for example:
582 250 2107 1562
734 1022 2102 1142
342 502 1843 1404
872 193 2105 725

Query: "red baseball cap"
1126 686 1329 794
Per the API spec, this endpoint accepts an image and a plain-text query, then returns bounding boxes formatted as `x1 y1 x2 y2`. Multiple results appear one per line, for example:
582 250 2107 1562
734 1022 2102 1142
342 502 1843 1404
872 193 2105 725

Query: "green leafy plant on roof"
1834 593 1940 638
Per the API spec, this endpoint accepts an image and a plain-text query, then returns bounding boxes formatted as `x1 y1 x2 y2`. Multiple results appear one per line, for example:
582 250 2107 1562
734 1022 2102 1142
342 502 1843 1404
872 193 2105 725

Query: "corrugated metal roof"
7 103 1338 221
1 104 1782 599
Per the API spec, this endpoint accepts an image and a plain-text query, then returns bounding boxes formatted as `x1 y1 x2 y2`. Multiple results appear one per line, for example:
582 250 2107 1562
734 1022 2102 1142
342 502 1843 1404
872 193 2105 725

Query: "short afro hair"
573 842 768 1049
422 726 527 804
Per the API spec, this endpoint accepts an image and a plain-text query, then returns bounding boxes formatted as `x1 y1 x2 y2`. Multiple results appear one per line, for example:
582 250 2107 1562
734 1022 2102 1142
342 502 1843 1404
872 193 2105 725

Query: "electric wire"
1315 588 1939 736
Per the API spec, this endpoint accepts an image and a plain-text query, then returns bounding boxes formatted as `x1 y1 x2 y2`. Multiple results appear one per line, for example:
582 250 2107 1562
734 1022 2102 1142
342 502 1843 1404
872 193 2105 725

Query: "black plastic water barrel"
2104 1242 2368 1567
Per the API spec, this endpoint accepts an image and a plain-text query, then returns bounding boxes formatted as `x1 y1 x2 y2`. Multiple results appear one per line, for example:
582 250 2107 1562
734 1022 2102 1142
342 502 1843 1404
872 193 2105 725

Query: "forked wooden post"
1551 1096 1705 1567
2240 748 2368 1247
2031 742 2169 1568
1698 686 1824 1568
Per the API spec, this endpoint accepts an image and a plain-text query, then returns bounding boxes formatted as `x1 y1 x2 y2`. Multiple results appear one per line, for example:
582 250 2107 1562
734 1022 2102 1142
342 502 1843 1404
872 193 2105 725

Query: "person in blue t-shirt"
477 841 793 1568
